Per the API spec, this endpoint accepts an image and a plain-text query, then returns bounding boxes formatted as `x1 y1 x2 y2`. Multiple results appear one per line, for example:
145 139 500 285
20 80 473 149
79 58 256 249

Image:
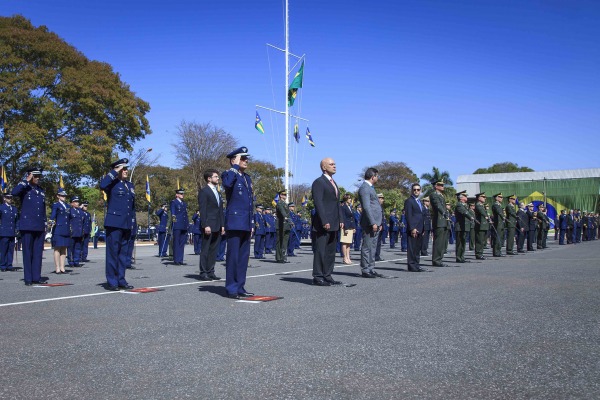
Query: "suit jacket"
221 166 254 231
50 201 70 236
170 199 189 231
0 203 19 237
198 185 224 232
11 182 47 232
429 191 447 229
341 203 356 229
311 174 342 233
69 206 84 238
559 214 567 229
99 171 135 230
566 214 574 228
358 182 381 230
527 210 537 231
516 208 528 230
404 196 424 233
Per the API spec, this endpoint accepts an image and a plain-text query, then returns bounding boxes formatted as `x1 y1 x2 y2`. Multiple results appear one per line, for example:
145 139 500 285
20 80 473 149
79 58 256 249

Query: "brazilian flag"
287 61 304 107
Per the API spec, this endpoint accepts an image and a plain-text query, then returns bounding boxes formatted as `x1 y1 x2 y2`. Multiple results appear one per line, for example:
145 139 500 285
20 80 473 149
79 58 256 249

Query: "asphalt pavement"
1 239 599 399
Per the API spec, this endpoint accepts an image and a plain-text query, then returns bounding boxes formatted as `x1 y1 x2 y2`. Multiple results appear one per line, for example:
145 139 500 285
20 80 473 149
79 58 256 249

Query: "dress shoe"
455 260 471 263
420 252 429 256
276 260 289 263
107 286 119 291
312 279 331 286
118 285 134 290
208 274 222 280
432 263 450 267
517 250 526 253
361 272 376 278
324 279 343 285
375 258 384 261
238 292 255 297
371 272 385 278
227 294 241 299
25 282 32 286
127 266 137 270
475 256 486 260
199 275 212 281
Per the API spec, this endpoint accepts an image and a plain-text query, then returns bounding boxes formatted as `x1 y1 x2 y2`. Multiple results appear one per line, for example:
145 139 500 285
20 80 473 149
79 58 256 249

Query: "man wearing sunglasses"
404 183 430 272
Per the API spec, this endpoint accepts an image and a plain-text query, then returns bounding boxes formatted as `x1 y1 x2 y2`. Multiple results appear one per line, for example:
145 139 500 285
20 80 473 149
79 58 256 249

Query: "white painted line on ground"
0 256 413 308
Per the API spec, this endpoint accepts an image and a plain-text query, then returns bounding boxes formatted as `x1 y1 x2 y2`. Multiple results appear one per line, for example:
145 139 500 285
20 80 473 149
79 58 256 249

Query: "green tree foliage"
359 161 418 196
247 160 284 208
0 15 151 187
473 162 534 174
420 166 454 197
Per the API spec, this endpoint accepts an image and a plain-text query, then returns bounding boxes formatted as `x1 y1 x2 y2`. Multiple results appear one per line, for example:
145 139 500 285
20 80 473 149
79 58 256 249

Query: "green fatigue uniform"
430 191 448 266
505 202 518 254
474 200 490 259
491 199 506 257
537 210 549 249
468 207 476 250
276 199 291 262
454 201 474 262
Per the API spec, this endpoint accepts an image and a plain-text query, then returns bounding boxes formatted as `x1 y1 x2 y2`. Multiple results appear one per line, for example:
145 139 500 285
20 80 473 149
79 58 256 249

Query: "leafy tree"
420 166 454 197
358 161 418 196
247 160 284 208
0 15 151 187
172 120 238 191
473 162 534 174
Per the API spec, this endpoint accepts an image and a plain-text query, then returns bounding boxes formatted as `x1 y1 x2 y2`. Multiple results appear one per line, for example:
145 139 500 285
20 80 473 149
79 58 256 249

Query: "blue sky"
3 0 599 190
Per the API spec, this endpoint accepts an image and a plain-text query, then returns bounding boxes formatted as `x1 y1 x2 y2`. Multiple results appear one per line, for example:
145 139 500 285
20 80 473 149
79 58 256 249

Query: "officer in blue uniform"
287 202 298 256
191 210 202 255
222 146 254 299
0 194 19 272
353 204 362 251
126 220 137 269
263 207 276 254
68 196 84 267
81 201 92 262
170 189 189 265
400 209 408 251
253 204 266 259
156 203 170 257
12 166 47 285
389 209 399 248
99 158 135 290
49 189 70 273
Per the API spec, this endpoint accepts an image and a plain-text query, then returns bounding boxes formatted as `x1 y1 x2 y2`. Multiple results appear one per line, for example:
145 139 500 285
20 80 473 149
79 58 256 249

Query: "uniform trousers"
254 234 265 258
432 227 448 265
225 230 251 295
0 236 15 270
69 236 83 265
82 234 90 260
312 230 337 280
527 230 536 251
389 231 398 248
193 234 202 254
172 229 187 264
353 228 362 250
265 232 275 253
506 227 516 253
491 227 503 256
558 228 566 244
517 229 526 251
21 231 44 284
157 232 170 256
455 230 467 262
217 234 226 260
469 228 475 250
126 234 135 268
474 229 488 258
421 230 430 255
276 229 290 262
105 227 131 287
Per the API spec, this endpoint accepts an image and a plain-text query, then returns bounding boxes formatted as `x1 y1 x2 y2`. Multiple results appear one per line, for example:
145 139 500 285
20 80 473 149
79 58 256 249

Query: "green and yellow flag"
287 61 304 107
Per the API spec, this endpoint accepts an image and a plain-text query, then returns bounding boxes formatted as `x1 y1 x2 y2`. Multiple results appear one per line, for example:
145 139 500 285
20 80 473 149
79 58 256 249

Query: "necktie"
329 177 338 197
417 198 422 211
213 186 220 205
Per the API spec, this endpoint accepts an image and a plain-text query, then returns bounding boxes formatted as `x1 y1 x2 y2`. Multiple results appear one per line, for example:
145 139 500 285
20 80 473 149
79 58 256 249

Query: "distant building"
456 168 600 228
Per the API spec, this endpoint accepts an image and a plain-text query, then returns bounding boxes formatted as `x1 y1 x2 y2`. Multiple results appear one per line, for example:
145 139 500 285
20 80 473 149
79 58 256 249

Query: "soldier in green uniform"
491 193 506 257
537 204 550 249
275 190 291 263
430 181 449 267
454 190 475 263
474 192 490 260
468 201 476 251
505 194 518 255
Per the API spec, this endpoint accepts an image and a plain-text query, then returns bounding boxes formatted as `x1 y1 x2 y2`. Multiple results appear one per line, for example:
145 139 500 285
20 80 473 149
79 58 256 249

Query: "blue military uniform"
264 208 276 254
170 190 189 265
192 212 202 255
400 211 408 251
0 195 19 271
12 167 47 285
49 194 70 248
222 146 254 298
126 220 137 269
156 204 170 257
287 204 299 256
253 205 266 259
389 211 399 248
81 203 92 262
99 159 136 290
68 197 84 267
353 207 362 250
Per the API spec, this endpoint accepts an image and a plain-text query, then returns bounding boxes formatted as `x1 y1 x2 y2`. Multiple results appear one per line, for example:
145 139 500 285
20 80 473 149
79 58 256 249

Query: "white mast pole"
285 0 290 196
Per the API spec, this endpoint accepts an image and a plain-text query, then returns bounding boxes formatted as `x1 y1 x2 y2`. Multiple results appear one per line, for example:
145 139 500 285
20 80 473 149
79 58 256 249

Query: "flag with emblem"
0 165 7 193
294 122 300 143
287 61 304 107
272 193 279 207
301 194 308 207
146 175 151 202
255 112 265 134
306 127 315 147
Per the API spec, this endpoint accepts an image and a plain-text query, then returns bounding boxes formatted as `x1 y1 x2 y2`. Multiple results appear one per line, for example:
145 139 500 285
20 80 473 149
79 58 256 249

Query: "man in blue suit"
170 189 189 265
253 205 266 259
12 166 47 285
404 183 430 272
99 158 135 291
222 146 255 299
0 194 18 272
80 201 92 262
558 209 567 245
156 203 170 257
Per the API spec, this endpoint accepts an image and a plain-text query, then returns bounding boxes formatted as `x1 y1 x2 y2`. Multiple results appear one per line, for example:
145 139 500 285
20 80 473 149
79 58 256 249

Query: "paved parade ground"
1 240 599 399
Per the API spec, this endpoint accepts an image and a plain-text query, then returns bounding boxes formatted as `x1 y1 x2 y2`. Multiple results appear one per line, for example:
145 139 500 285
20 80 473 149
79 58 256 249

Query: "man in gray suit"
358 168 384 278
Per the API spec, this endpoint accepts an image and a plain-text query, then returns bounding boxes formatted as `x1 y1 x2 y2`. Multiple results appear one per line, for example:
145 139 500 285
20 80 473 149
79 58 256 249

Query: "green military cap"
278 190 287 195
456 190 468 198
422 196 430 201
493 192 503 198
527 203 534 207
377 193 384 198
508 194 516 200
475 192 486 198
435 180 445 186
445 202 450 205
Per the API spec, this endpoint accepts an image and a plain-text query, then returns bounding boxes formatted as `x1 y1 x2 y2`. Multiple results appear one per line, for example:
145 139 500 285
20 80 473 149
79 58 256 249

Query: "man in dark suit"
558 209 567 245
198 169 224 281
358 167 383 277
99 158 135 290
566 210 574 244
311 157 343 286
526 203 537 251
404 183 429 271
516 203 528 252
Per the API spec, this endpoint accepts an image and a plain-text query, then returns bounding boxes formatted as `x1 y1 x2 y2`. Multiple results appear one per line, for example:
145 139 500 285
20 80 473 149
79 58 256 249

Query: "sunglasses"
413 188 421 191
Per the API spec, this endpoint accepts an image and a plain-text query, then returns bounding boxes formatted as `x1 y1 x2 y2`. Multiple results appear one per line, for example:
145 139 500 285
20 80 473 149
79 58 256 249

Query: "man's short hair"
364 167 379 180
203 169 219 182
411 183 421 190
